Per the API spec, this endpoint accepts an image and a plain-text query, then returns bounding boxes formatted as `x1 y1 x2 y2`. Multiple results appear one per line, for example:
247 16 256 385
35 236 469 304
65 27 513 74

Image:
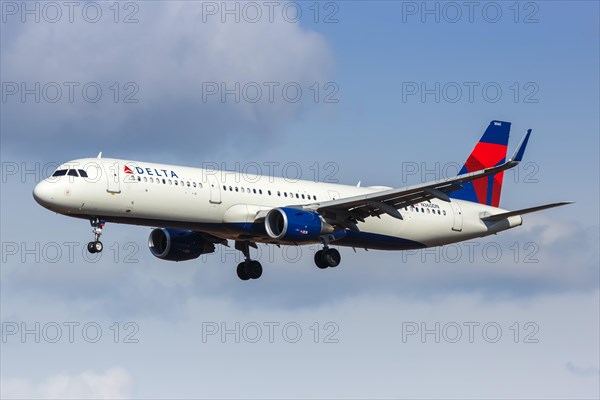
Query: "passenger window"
295 193 299 199
302 194 305 199
52 169 68 177
67 169 79 177
150 177 154 183
241 188 245 193
137 176 141 182
284 192 287 197
193 182 197 188
168 179 172 185
259 189 263 195
175 180 178 186
268 190 271 195
235 187 238 192
144 177 148 182
253 189 257 194
421 208 424 213
78 169 88 178
162 179 166 184
277 191 281 196
198 183 203 188
229 186 232 191
313 195 317 200
443 210 446 215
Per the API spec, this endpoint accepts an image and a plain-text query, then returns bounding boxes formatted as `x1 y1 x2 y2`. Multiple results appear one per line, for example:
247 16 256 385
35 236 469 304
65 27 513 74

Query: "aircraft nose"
33 180 54 207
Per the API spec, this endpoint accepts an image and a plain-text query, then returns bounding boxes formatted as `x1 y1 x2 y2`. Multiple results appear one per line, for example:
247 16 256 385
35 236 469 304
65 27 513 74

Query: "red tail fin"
450 121 510 207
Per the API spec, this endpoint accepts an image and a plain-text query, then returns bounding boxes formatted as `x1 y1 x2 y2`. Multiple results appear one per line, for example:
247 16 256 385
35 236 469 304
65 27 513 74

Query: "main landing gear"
235 241 262 281
87 217 105 254
314 239 341 269
314 247 341 269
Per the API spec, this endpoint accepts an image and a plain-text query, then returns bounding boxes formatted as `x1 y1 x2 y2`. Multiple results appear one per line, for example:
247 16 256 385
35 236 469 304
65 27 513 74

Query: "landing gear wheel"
87 241 103 254
324 248 340 267
314 250 328 269
234 241 263 280
237 262 250 281
247 260 263 279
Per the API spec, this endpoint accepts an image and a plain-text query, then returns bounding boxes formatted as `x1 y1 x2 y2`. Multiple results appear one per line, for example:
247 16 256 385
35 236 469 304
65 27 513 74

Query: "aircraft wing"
298 131 531 230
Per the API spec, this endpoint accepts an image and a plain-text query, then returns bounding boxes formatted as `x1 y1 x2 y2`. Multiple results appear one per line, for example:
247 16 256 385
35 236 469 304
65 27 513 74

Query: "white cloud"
1 367 133 399
566 362 600 377
2 1 333 158
518 213 578 246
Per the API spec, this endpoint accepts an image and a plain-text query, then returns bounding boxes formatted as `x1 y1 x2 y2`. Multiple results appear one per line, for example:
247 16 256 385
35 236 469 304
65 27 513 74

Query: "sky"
1 1 599 398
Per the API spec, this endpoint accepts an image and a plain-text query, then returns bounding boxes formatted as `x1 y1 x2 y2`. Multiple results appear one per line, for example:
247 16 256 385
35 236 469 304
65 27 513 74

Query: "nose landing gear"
87 217 105 254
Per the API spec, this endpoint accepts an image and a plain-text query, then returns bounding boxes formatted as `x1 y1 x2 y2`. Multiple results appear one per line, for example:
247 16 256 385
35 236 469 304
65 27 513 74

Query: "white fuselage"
33 158 523 250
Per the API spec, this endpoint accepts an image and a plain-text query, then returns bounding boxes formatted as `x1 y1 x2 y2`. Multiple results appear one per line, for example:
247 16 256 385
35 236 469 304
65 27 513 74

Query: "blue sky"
1 1 599 398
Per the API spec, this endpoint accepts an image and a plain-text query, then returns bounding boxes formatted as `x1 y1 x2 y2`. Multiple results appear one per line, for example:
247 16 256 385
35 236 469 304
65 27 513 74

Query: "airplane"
33 121 571 280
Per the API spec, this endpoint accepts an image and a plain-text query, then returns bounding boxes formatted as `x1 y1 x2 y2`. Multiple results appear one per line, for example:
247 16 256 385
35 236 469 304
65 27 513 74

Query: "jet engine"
148 228 215 261
264 207 333 241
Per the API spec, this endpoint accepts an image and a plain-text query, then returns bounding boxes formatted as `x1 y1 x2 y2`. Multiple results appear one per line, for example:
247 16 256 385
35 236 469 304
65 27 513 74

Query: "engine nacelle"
148 228 215 261
264 207 333 241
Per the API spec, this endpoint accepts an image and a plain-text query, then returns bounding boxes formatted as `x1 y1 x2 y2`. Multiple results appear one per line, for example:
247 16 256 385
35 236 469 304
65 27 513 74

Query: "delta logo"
124 165 179 179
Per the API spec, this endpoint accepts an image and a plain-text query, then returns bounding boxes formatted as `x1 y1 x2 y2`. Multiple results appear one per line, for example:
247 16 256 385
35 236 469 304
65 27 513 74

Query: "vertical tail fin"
450 120 510 207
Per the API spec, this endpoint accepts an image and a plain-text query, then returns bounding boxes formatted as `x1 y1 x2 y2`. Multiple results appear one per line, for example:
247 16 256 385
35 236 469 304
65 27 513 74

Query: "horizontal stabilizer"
481 202 573 222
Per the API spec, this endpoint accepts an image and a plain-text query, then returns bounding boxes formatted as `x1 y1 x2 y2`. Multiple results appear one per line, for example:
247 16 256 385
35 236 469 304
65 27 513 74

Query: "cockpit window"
52 169 68 177
78 169 88 178
67 169 79 177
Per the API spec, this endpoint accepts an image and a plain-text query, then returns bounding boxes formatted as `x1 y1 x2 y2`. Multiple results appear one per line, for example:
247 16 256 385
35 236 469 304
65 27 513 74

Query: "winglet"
97 151 103 159
510 129 531 162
